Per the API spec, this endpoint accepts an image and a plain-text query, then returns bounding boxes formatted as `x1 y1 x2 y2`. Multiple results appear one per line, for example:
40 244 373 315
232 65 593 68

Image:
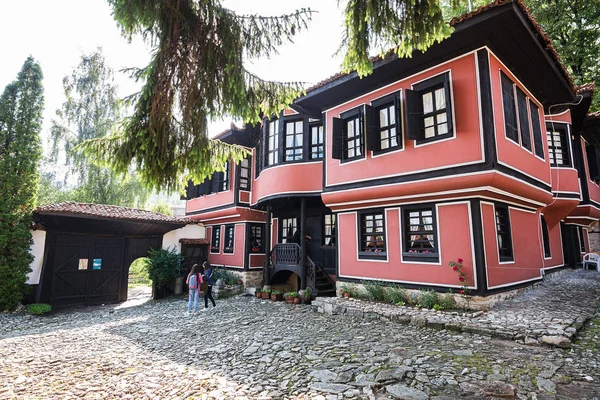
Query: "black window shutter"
262 119 269 168
277 117 285 163
332 117 343 159
516 88 531 151
365 105 380 151
182 179 193 200
198 179 207 196
529 100 544 158
443 76 454 134
212 172 222 193
586 145 600 181
405 89 423 140
501 73 519 142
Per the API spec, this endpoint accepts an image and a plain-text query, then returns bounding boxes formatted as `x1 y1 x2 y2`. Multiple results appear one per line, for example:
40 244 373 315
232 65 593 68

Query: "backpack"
189 273 199 289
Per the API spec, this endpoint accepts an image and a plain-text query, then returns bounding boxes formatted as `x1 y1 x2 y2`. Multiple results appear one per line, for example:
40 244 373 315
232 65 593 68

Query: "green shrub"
437 292 457 310
362 280 386 301
212 267 240 285
147 247 183 291
419 289 440 309
304 287 313 299
340 283 357 297
384 284 406 304
27 303 51 315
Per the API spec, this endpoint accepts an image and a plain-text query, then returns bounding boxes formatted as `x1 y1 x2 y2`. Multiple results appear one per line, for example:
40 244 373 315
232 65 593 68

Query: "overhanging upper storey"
293 0 576 116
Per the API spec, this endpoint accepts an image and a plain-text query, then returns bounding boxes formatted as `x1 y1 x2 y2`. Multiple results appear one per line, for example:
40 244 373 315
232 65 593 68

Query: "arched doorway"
127 257 152 301
270 270 300 293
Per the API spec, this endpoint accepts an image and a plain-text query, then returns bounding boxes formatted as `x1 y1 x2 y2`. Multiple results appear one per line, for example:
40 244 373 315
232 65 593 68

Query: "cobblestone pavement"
1 276 599 399
315 270 600 347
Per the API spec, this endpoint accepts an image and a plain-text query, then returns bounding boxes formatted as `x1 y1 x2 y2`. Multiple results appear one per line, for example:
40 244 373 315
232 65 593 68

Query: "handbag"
200 282 208 292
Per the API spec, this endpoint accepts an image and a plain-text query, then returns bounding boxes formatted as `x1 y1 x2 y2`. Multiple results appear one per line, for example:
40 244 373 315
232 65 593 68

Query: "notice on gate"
92 259 102 270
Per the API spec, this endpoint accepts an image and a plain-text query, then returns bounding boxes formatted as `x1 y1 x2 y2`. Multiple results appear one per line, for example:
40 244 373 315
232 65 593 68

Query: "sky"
0 0 345 151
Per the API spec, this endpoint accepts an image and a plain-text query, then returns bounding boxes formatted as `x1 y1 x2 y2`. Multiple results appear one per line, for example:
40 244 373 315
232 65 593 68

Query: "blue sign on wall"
92 259 102 270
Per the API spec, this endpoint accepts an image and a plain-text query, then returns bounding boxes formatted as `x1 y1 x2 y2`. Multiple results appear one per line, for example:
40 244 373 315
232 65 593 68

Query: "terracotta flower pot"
293 297 301 304
261 292 270 299
343 292 350 299
285 296 294 304
271 293 282 302
303 298 312 305
256 291 262 298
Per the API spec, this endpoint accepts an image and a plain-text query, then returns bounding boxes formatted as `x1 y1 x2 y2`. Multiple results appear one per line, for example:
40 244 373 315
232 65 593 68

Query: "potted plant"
261 288 271 299
255 287 262 298
284 292 294 304
293 292 301 304
303 288 313 305
271 290 283 302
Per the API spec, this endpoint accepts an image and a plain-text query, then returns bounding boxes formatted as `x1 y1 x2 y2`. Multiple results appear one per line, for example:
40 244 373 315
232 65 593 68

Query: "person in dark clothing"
292 230 301 245
202 261 216 309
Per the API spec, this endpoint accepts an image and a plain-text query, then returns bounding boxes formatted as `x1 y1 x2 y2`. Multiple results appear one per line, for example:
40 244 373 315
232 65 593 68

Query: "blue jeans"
188 289 199 312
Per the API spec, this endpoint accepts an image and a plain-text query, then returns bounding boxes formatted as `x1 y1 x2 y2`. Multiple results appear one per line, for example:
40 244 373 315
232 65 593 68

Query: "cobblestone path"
1 275 599 399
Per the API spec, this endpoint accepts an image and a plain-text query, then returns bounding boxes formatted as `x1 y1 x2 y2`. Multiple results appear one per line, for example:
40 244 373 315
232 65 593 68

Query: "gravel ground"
1 286 599 399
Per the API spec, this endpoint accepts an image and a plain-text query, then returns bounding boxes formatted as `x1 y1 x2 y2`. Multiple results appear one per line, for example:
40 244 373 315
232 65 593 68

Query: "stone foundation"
335 268 571 311
217 269 263 293
212 284 244 299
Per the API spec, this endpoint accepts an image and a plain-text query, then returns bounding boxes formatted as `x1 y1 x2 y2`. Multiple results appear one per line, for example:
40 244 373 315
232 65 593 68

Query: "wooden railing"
272 243 301 266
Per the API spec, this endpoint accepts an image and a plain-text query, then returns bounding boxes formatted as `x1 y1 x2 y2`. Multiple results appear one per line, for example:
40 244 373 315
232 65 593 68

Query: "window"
281 218 297 243
324 214 336 246
541 216 551 258
516 87 532 151
359 212 385 258
255 139 262 178
285 120 303 161
223 225 234 253
406 73 453 144
495 206 513 262
240 157 251 190
211 226 221 253
530 100 545 159
267 119 279 166
310 125 324 160
546 124 571 167
403 207 438 261
366 93 402 153
249 224 264 253
501 72 519 143
578 227 586 253
344 114 363 160
219 161 230 191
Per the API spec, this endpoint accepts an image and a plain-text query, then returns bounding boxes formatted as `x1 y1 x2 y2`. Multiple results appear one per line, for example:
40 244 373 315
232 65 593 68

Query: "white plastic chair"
582 253 600 271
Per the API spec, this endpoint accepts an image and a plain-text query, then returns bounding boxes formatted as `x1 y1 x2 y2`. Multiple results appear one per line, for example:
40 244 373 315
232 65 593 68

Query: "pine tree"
49 49 150 208
0 57 44 311
79 0 459 192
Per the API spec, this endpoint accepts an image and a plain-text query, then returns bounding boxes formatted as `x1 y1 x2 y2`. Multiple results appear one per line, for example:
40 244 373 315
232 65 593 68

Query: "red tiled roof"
179 238 210 245
304 0 575 94
576 83 596 94
35 202 193 225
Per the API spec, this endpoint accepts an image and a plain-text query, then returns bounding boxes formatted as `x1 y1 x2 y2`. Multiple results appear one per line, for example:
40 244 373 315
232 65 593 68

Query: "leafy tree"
0 57 44 311
525 0 600 111
150 202 173 216
79 0 460 192
49 49 150 207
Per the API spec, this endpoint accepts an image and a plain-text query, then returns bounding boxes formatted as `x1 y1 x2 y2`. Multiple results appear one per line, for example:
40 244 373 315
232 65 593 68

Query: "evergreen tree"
79 0 459 192
0 57 44 311
49 49 150 208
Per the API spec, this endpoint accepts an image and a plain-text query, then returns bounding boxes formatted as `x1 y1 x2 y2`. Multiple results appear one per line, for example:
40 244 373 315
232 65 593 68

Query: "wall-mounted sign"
92 259 102 270
78 259 88 270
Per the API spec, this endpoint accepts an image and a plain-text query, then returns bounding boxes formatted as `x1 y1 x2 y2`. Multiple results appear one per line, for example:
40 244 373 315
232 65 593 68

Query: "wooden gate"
50 234 124 307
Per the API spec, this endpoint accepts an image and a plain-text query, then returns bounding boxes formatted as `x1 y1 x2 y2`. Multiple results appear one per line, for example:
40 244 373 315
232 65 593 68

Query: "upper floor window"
516 87 532 151
285 120 303 161
219 161 230 191
546 123 570 167
267 120 279 166
529 100 545 159
223 225 234 253
366 93 402 154
310 125 324 160
403 207 438 262
281 218 297 243
249 224 264 253
211 226 221 253
239 157 251 190
406 72 453 144
501 72 519 143
324 214 336 246
345 114 363 160
359 211 385 259
541 216 551 258
495 205 513 262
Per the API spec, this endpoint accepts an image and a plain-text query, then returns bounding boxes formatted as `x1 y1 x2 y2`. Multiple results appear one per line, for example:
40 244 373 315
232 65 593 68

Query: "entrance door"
50 233 92 307
562 223 581 267
87 236 124 305
306 216 324 266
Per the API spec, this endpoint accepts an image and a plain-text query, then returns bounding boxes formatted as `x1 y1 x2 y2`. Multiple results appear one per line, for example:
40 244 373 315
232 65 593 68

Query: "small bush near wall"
147 247 183 298
27 303 51 315
213 266 241 286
